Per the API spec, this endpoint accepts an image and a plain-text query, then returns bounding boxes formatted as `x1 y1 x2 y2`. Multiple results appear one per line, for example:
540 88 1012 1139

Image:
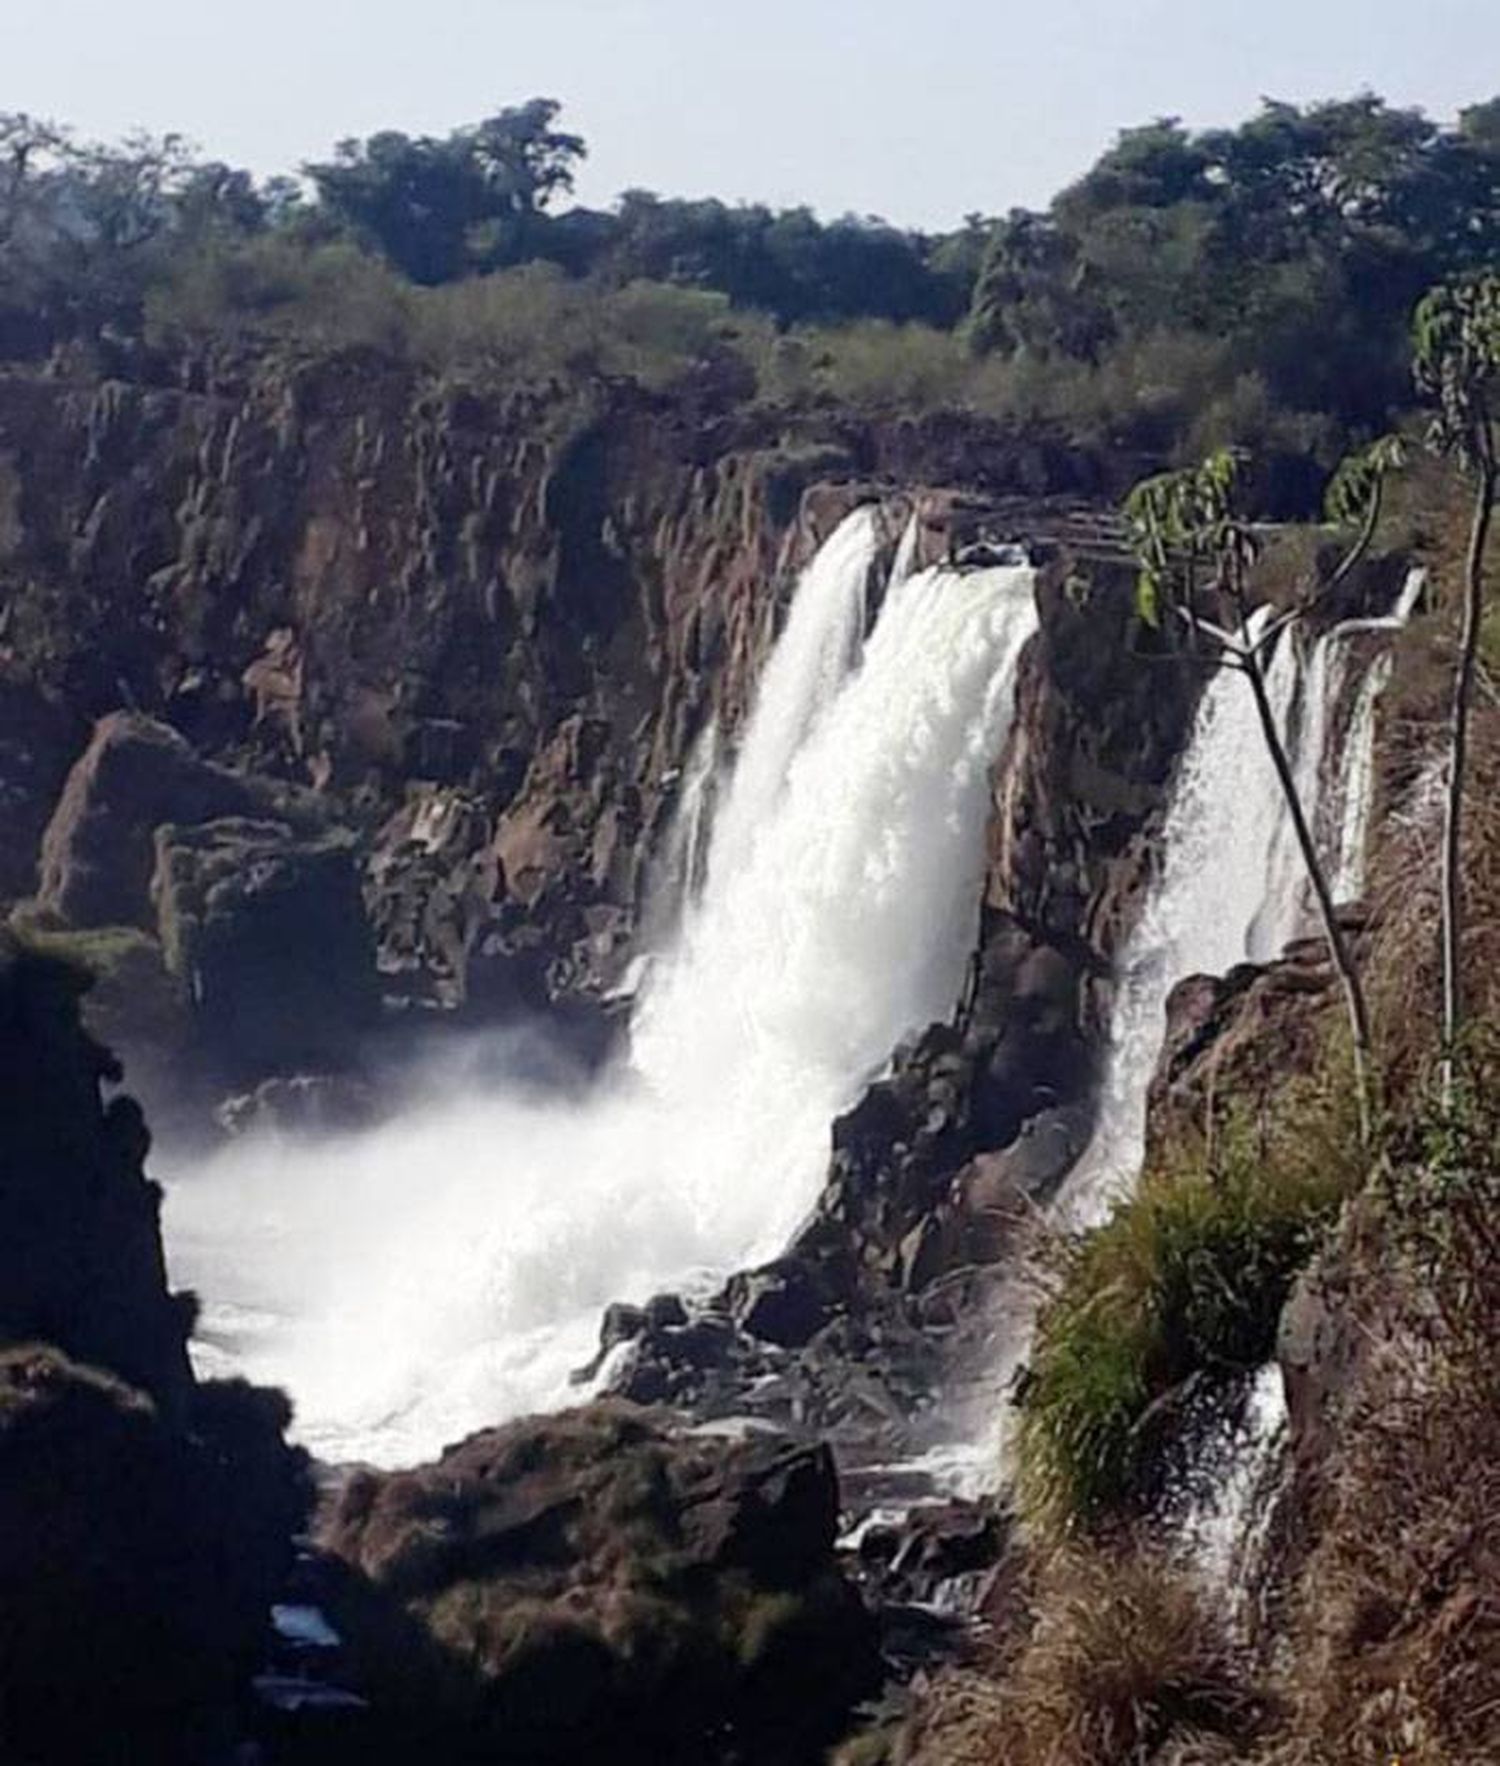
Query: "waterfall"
1175 1362 1289 1627
165 508 1038 1467
1058 612 1319 1228
917 573 1421 1507
1331 655 1391 903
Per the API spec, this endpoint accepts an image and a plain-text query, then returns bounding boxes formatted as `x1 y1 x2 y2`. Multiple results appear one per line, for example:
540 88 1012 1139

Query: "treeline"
1 94 1497 477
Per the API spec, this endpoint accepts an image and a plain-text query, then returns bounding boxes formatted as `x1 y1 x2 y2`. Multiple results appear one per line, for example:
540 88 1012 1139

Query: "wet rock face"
320 1401 879 1764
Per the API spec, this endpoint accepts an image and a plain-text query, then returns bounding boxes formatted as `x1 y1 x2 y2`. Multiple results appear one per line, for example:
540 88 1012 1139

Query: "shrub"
1016 1082 1364 1533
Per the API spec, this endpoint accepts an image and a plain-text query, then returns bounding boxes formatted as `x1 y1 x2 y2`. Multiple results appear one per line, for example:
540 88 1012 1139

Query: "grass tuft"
1016 1079 1365 1534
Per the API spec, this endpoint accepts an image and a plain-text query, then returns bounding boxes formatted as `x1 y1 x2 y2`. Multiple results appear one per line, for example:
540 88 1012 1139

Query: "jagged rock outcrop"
0 930 192 1408
0 931 311 1759
319 1401 879 1764
0 355 1099 1017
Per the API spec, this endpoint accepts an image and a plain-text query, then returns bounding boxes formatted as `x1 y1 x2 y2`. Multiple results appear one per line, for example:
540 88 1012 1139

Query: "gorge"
1 90 1497 1758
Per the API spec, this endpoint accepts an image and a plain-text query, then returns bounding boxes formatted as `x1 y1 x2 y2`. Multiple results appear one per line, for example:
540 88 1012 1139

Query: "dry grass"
902 1551 1261 1766
1251 1053 1500 1766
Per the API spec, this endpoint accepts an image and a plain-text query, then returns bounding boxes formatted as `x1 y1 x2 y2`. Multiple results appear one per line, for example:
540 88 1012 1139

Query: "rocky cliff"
0 931 311 1761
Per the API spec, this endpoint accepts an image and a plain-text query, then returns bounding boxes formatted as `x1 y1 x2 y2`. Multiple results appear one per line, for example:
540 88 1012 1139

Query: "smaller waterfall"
1331 656 1391 904
1060 611 1312 1228
1175 1363 1289 1623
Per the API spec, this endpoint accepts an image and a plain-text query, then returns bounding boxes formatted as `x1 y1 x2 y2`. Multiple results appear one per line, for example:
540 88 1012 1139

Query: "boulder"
728 1258 835 1349
320 1402 879 1763
37 712 261 927
152 818 379 1077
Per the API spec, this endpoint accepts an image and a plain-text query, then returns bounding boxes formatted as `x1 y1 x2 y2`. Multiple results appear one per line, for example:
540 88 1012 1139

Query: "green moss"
1017 1080 1366 1534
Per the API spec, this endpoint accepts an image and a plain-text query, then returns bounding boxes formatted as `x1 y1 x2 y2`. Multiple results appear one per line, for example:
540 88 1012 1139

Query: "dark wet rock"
0 929 191 1411
644 1291 690 1331
153 817 379 1078
851 1499 1008 1611
0 932 311 1761
319 1401 879 1764
728 1257 836 1349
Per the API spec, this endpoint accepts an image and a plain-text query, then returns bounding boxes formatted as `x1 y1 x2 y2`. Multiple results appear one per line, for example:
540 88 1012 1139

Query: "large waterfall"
165 508 1039 1468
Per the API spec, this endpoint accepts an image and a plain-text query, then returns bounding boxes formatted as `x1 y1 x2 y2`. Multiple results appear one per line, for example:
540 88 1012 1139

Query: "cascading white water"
1331 655 1392 903
165 508 1038 1468
1175 1361 1289 1621
1058 612 1318 1229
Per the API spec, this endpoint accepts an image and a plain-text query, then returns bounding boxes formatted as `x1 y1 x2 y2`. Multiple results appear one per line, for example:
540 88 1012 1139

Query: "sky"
8 0 1499 228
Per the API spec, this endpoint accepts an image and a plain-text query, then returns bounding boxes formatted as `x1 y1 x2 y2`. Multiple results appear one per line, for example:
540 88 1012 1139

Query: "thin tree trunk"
1241 644 1375 1143
1441 457 1497 1104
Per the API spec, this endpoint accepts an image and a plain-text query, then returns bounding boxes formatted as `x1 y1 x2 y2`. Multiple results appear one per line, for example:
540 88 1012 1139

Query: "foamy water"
165 509 1038 1467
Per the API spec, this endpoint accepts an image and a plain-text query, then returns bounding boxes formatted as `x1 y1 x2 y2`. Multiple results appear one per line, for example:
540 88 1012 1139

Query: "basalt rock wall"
0 351 1101 1017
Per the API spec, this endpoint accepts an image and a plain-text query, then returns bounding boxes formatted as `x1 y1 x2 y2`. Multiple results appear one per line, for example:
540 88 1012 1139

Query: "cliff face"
0 934 191 1410
0 353 1104 1012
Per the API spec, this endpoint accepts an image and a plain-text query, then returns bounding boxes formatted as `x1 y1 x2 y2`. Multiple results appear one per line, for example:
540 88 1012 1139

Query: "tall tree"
1412 274 1500 1094
306 100 585 284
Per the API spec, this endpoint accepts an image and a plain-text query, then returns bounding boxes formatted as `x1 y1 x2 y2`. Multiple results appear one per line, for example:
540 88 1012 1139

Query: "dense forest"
2 92 1498 490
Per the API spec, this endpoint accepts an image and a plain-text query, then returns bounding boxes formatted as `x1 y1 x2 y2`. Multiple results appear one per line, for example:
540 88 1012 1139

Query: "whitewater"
165 507 1039 1467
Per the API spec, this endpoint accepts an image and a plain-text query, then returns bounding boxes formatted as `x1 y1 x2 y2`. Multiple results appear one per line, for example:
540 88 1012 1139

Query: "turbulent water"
165 507 1039 1467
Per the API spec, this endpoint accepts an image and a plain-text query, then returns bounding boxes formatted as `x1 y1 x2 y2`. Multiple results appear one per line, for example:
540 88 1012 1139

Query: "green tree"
1412 274 1500 1096
307 99 585 284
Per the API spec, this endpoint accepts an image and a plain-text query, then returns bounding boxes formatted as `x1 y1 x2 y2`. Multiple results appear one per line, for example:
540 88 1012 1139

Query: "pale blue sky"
8 0 1497 226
